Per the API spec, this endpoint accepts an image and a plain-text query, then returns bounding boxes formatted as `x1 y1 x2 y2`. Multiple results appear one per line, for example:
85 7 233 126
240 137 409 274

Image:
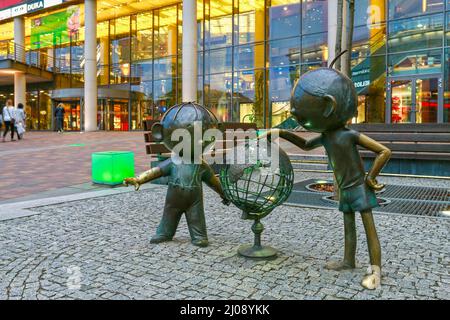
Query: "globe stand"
238 213 277 260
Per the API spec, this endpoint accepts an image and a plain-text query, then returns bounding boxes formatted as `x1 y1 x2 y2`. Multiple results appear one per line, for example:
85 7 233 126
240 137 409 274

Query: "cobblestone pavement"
0 173 448 300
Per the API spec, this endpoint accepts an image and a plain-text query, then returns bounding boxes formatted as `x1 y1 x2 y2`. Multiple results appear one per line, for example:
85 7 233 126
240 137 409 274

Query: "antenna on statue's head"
329 50 348 69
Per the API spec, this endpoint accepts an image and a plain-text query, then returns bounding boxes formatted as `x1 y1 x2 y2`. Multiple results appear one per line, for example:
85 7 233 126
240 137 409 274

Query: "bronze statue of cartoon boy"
262 64 391 290
124 102 229 248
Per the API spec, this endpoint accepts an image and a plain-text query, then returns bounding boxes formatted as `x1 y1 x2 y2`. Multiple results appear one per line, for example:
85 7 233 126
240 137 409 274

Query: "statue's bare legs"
326 210 381 290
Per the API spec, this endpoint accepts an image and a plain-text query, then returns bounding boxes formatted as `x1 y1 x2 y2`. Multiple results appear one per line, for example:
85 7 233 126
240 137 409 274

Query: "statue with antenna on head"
124 102 230 248
260 51 391 290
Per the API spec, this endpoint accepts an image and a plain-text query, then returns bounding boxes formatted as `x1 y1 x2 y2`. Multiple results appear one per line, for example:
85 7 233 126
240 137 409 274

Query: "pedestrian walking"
15 103 26 140
55 103 65 133
2 99 16 142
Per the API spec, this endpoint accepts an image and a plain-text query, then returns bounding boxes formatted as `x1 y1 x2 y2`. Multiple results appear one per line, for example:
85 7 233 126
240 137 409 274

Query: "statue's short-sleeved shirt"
158 158 214 190
321 127 366 190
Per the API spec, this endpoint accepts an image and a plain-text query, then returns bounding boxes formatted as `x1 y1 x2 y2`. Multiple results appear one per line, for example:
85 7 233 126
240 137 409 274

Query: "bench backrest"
349 124 450 160
144 121 259 158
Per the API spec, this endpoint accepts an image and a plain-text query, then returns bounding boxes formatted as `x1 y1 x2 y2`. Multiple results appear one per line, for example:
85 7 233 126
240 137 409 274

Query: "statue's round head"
152 102 219 155
291 68 357 133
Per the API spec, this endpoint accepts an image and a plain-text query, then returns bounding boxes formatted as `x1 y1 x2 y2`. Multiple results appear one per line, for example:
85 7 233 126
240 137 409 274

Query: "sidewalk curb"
0 183 162 221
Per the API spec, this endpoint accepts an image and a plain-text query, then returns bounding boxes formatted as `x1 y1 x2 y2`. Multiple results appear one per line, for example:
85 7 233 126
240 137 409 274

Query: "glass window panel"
136 12 152 30
237 0 265 45
205 72 233 122
110 63 131 84
132 61 153 82
55 46 70 73
71 41 84 74
353 23 386 60
206 0 233 49
198 51 204 76
98 21 109 67
269 65 299 126
205 47 232 74
388 49 442 76
352 55 386 123
155 6 178 57
388 14 443 53
391 80 413 123
98 65 109 86
302 32 328 70
38 90 52 130
389 0 444 20
234 43 265 70
154 57 176 79
302 0 328 34
269 0 301 40
154 79 176 112
444 48 450 122
269 37 301 67
132 81 153 98
110 17 131 65
233 69 265 125
416 78 438 123
133 28 153 61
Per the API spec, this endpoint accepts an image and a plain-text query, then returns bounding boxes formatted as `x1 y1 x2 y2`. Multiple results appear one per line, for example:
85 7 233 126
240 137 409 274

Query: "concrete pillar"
14 17 25 60
182 0 197 102
14 73 26 108
84 0 98 131
14 16 26 107
254 7 265 127
327 0 338 66
168 24 177 57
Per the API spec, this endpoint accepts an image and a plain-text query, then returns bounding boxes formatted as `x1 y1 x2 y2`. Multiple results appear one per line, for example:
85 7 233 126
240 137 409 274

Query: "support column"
14 16 26 107
327 0 338 66
84 0 98 131
182 0 197 102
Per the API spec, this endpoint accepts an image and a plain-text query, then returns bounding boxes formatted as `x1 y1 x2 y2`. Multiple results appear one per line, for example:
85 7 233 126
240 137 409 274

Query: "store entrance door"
98 99 129 131
389 76 442 123
53 100 82 131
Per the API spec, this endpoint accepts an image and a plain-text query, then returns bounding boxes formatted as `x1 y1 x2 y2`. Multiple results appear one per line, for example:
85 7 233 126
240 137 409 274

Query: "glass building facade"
0 0 449 130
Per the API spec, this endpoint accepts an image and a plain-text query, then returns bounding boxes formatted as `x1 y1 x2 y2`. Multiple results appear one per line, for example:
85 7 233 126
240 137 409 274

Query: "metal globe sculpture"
220 140 294 259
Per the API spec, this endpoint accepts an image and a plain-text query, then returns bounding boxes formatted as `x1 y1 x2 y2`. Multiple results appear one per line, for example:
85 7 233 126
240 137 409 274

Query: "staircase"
289 154 329 171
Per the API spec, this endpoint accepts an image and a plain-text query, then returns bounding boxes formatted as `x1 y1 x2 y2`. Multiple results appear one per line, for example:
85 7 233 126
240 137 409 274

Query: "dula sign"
28 0 45 13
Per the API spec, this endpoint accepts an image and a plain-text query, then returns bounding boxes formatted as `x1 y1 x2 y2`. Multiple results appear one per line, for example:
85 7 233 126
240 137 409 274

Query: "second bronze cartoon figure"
261 57 391 290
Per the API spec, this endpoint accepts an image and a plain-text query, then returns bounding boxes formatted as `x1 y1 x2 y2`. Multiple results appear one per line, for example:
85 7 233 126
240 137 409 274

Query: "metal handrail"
0 39 60 73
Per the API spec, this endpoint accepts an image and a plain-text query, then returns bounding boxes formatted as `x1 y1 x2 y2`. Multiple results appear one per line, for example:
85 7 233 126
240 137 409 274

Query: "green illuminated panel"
92 151 135 186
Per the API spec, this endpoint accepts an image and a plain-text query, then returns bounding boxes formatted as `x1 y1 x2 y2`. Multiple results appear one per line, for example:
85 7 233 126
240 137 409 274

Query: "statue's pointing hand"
124 177 141 191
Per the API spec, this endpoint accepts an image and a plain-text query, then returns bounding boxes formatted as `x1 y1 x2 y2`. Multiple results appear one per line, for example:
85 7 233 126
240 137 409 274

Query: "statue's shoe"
325 260 355 271
361 265 381 290
192 239 209 247
150 235 172 244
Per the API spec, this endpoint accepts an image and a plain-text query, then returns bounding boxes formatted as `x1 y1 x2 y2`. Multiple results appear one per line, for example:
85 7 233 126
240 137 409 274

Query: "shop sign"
44 0 63 9
0 9 12 20
11 3 27 17
27 0 44 13
354 80 370 89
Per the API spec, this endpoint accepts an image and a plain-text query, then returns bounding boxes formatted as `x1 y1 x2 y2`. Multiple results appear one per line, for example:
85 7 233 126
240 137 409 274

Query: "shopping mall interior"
0 0 449 131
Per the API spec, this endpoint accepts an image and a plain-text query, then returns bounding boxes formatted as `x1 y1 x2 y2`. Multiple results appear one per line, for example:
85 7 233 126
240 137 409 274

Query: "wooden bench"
143 120 259 180
350 123 450 177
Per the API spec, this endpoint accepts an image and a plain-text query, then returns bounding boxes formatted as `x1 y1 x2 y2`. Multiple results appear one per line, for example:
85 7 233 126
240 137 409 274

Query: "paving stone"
0 173 449 300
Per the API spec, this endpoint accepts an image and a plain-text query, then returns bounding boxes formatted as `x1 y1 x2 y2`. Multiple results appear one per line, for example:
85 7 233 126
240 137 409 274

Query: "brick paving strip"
0 171 448 300
0 132 150 202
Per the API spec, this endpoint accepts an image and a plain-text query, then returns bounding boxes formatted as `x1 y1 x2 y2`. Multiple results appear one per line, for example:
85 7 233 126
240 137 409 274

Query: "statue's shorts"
339 182 379 213
156 185 207 241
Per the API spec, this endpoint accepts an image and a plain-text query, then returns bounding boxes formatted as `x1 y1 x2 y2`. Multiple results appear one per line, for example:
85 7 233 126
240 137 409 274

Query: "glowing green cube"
92 151 135 185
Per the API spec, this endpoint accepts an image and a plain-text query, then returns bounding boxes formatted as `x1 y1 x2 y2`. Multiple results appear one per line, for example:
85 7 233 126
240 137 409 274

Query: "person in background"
2 99 16 142
55 103 65 133
15 103 26 140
